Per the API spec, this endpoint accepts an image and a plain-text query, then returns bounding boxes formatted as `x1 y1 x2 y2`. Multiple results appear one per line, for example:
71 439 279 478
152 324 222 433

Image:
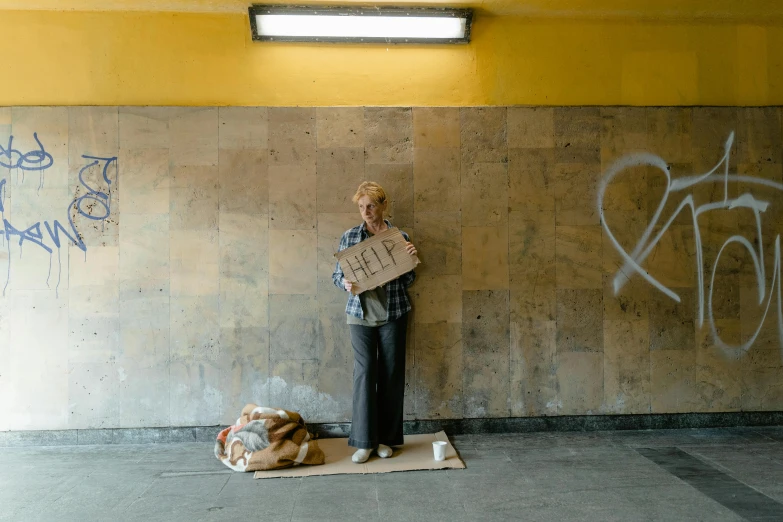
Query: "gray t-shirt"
346 285 388 327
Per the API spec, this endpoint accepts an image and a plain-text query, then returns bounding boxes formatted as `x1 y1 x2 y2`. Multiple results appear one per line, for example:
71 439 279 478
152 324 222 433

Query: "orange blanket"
215 404 325 472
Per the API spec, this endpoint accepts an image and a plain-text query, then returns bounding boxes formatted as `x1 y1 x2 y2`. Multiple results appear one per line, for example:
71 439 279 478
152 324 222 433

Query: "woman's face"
357 195 384 225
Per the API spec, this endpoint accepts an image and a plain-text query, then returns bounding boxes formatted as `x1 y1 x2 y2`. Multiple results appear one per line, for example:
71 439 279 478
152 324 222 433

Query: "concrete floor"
1 427 783 521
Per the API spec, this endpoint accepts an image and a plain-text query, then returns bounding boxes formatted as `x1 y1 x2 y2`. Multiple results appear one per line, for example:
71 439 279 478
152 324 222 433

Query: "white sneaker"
377 444 393 458
352 448 372 463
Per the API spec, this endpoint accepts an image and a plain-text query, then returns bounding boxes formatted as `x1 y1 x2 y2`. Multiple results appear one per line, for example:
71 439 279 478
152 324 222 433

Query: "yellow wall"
0 9 780 106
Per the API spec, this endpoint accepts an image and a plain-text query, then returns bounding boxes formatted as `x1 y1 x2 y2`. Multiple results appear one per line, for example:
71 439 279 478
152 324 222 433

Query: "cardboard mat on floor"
254 431 464 479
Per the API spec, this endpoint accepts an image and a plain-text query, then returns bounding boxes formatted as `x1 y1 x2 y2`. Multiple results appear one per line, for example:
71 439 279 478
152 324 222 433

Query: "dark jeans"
348 313 408 449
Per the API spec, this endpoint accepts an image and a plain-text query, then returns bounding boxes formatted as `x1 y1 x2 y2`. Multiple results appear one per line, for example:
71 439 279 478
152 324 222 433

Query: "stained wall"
0 105 781 431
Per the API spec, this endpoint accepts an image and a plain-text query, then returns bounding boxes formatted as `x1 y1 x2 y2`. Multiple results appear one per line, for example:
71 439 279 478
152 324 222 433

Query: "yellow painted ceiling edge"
0 8 780 106
4 0 783 21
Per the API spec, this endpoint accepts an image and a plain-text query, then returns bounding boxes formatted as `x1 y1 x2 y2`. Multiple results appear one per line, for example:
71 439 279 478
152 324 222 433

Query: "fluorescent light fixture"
249 5 473 44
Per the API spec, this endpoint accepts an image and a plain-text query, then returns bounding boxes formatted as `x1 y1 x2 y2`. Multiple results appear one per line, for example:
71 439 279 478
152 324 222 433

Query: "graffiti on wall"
1 133 53 173
599 132 783 359
0 132 117 296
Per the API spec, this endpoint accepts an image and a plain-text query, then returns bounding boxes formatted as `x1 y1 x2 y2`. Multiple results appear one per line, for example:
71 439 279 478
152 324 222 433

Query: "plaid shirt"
332 220 416 320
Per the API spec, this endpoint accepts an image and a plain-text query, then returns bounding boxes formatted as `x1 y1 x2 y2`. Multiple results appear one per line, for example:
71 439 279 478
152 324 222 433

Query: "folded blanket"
215 404 325 472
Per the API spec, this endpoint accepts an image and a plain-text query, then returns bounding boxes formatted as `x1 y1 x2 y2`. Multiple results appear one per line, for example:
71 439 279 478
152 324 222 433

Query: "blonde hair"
352 181 388 207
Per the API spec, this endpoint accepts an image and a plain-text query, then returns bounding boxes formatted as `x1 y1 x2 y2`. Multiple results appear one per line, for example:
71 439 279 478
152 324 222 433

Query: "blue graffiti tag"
1 154 117 253
2 220 51 253
0 133 54 171
0 152 118 296
74 155 116 222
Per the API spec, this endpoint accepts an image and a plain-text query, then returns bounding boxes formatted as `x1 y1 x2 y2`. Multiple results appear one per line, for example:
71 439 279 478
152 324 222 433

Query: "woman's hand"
343 279 354 293
405 241 417 257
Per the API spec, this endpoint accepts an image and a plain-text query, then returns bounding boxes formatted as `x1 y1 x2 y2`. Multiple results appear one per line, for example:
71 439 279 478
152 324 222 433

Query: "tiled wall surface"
0 106 781 431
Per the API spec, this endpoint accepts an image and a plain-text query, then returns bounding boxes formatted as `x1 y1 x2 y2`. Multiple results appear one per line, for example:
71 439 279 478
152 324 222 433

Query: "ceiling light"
249 5 473 44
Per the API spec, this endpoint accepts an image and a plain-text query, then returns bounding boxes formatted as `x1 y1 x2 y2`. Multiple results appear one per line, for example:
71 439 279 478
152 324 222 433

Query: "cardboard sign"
335 228 419 295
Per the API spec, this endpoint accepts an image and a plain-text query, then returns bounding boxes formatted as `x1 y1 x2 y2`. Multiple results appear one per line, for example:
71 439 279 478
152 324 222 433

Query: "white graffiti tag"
598 132 783 359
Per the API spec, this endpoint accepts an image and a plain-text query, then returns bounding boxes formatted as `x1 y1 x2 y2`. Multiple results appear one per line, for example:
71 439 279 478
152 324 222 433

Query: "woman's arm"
400 268 416 288
400 231 417 288
332 232 350 291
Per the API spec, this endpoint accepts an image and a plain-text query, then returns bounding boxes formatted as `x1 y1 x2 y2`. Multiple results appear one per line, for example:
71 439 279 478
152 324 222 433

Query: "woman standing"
332 181 417 463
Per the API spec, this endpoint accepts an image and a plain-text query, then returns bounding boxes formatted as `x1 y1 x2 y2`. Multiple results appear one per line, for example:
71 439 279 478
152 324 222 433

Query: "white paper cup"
433 441 447 461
